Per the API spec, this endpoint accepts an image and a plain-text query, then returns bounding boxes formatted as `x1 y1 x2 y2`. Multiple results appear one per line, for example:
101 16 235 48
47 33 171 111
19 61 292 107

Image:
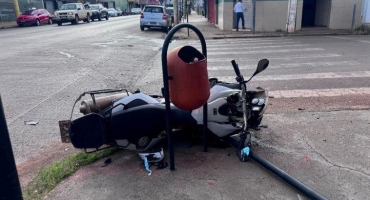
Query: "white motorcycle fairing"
112 93 160 113
191 84 242 137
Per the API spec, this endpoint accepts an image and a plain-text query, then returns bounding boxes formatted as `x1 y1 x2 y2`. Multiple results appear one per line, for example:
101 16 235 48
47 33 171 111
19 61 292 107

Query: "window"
144 7 163 13
22 10 37 15
90 5 99 10
60 4 77 10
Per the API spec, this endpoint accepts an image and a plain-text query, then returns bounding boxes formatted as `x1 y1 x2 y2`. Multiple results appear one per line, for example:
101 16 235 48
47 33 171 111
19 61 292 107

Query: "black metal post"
249 151 328 200
0 95 23 200
186 10 189 37
204 0 207 19
162 23 207 170
187 3 189 36
252 0 256 34
351 4 357 32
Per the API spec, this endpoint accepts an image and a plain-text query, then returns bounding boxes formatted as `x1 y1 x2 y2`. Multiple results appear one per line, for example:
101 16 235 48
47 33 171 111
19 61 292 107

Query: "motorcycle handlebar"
231 60 241 77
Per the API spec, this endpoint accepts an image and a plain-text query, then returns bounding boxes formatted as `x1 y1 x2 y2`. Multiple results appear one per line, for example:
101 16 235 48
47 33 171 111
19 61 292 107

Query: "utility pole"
13 0 21 17
174 0 179 24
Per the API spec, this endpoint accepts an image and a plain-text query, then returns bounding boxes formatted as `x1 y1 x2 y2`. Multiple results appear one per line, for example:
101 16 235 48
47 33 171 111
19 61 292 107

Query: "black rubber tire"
140 26 144 31
57 22 62 26
105 14 109 20
74 15 79 24
162 26 168 33
86 14 90 23
35 19 40 26
91 18 94 21
129 136 154 151
98 14 102 21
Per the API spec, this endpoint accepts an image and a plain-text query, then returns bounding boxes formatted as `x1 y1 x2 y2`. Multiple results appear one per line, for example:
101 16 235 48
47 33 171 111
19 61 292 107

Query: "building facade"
362 0 370 24
205 0 364 32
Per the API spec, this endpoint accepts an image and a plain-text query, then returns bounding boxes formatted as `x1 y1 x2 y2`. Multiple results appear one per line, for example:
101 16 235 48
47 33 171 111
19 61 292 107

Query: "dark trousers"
236 12 245 29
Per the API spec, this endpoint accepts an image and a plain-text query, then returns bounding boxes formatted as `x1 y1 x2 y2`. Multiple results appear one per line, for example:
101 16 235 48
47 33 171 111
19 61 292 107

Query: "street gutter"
212 32 354 39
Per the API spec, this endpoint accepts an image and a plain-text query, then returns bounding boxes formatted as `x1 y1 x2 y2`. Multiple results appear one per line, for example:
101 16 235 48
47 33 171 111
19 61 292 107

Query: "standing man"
234 0 246 31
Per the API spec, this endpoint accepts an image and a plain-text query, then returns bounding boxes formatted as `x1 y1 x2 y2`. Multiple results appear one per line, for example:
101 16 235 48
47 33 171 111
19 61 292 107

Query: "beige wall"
296 0 303 30
216 0 300 32
329 0 362 29
217 2 225 29
255 1 288 32
217 1 234 30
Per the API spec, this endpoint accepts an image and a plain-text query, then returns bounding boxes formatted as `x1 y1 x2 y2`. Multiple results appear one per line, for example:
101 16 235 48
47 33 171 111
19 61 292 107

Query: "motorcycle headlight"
257 98 265 105
252 107 261 111
68 12 73 15
251 98 259 104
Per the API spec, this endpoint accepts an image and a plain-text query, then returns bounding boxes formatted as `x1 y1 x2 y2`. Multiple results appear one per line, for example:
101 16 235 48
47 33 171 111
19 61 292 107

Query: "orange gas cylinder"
167 45 210 110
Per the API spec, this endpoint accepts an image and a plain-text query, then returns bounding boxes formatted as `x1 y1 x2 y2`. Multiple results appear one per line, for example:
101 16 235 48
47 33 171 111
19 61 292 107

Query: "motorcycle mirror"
253 59 269 77
246 59 269 82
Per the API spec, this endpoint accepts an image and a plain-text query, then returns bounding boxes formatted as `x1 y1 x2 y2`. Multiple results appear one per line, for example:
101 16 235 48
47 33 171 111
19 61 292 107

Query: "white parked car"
53 3 92 26
131 8 141 15
140 5 171 33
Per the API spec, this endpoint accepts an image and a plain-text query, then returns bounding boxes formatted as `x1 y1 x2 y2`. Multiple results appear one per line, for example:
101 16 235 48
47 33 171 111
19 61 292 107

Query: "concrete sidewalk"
44 109 370 200
174 11 353 39
0 21 17 29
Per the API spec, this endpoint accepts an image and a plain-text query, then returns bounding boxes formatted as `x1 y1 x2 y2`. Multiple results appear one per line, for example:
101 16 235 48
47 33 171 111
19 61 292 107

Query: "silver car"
107 8 117 17
140 5 171 33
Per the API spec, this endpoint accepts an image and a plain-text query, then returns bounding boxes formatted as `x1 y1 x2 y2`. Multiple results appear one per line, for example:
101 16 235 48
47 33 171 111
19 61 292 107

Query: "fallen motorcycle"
58 58 269 162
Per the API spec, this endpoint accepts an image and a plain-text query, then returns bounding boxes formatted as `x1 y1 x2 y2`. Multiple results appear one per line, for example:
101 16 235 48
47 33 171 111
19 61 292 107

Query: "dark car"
166 7 174 24
90 4 109 21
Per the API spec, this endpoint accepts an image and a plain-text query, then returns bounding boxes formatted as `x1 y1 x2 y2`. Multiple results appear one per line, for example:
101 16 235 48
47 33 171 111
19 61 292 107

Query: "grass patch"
24 147 119 200
355 25 370 35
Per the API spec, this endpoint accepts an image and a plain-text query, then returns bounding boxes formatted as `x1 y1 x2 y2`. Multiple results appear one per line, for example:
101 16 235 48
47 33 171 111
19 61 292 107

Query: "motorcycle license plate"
150 22 156 25
58 120 71 143
21 20 25 22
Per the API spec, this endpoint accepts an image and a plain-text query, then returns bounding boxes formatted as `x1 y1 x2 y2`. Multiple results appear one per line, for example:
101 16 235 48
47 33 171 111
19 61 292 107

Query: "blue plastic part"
243 147 250 156
144 157 152 175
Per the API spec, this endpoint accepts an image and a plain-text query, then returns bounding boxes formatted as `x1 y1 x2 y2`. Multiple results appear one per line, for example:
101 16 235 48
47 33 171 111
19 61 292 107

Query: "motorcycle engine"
226 92 249 120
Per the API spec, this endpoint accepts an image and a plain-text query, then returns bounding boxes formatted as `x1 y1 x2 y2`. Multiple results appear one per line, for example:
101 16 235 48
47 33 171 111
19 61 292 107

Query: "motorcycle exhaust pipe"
249 151 328 200
79 92 131 115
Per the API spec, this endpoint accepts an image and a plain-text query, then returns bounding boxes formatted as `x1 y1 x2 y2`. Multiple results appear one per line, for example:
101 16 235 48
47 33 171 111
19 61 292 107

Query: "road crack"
305 141 370 178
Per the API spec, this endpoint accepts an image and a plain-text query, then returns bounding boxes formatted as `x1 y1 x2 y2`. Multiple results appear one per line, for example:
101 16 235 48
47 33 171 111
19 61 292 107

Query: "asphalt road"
1 18 370 199
0 15 168 168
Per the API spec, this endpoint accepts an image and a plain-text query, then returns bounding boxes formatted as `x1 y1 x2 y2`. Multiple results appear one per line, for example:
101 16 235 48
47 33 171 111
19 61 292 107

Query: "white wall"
256 1 288 32
217 2 224 29
329 0 362 29
362 0 370 23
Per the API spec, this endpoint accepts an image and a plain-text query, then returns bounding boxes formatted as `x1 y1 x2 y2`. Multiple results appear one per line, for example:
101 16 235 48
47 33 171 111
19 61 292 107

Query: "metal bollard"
0 95 23 200
351 4 357 32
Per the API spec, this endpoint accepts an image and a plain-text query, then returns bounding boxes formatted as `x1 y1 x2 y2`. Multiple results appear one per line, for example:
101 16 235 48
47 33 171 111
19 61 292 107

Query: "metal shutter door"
237 0 253 29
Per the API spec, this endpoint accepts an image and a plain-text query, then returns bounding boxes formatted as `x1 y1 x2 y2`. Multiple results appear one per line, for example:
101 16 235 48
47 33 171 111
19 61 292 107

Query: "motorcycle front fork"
237 130 252 162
